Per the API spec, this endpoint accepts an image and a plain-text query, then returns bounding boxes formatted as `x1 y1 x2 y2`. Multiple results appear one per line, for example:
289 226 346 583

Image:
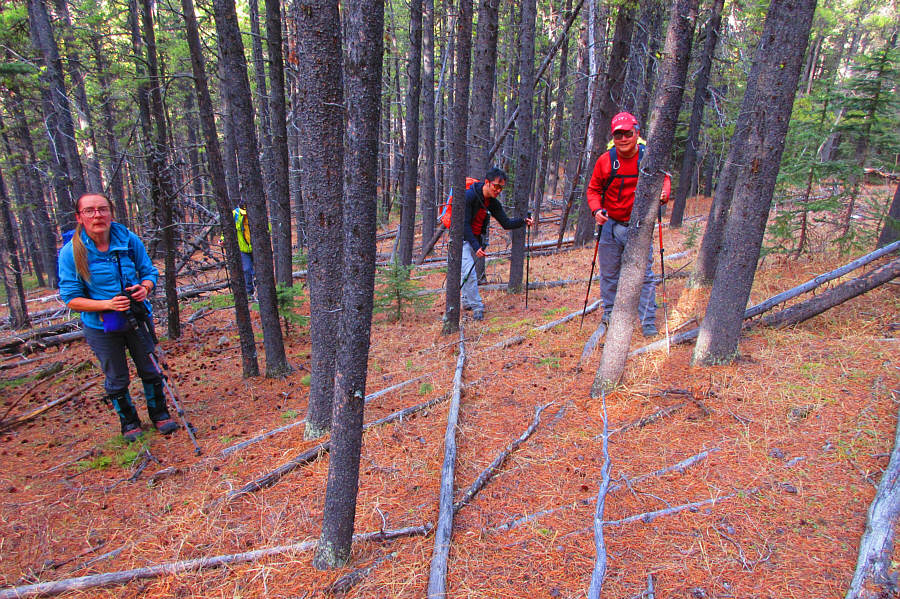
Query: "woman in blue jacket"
58 193 177 440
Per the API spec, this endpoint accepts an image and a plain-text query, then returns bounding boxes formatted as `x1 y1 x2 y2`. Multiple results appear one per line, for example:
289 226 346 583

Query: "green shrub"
374 260 433 322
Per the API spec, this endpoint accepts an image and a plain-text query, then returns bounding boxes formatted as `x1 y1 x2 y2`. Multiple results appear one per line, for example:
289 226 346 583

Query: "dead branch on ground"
0 526 430 599
845 401 900 599
491 299 601 350
324 551 396 596
587 390 612 598
427 329 466 599
453 402 550 513
0 377 102 432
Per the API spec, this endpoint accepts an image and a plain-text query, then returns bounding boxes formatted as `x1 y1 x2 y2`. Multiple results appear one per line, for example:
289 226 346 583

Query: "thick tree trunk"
265 0 293 286
441 0 473 335
670 0 724 228
557 21 590 242
140 0 181 339
0 168 29 329
4 88 58 286
693 0 817 366
27 0 86 213
313 0 382 570
213 0 290 377
507 0 537 294
181 0 259 377
419 0 437 251
397 0 423 266
593 0 699 395
468 0 501 174
293 0 344 438
877 182 900 248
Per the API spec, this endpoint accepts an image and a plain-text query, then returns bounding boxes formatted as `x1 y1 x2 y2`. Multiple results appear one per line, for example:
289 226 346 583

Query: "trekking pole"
525 211 532 308
460 242 486 290
124 293 203 455
657 203 670 354
580 217 603 329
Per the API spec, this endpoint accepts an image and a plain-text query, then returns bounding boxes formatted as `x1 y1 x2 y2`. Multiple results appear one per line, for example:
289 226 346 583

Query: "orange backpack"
439 177 481 229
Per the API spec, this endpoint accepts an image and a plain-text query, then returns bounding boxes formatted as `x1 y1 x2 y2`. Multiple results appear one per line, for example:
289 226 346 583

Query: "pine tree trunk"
670 0 724 228
419 0 437 251
594 0 699 395
557 21 590 241
313 0 382 570
468 0 501 174
213 0 290 377
397 0 423 266
546 0 572 202
27 0 86 213
877 182 900 248
693 0 817 366
181 0 259 378
5 87 59 286
507 0 537 294
266 0 293 286
441 0 473 336
0 168 29 329
140 0 181 339
293 0 344 438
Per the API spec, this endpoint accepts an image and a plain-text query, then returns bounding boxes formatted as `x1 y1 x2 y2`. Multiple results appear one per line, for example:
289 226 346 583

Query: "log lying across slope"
631 243 899 357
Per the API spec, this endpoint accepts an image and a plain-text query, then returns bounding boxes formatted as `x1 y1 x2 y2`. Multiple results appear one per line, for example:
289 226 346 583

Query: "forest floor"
0 193 898 598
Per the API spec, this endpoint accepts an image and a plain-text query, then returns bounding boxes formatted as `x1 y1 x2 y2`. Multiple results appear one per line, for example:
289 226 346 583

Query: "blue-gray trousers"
598 219 658 327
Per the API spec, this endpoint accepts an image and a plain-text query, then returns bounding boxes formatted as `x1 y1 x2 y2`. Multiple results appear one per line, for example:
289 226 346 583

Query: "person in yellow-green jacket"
233 203 255 298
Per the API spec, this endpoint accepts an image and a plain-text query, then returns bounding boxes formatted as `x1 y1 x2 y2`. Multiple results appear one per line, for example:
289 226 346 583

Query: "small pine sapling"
276 282 310 334
373 260 433 322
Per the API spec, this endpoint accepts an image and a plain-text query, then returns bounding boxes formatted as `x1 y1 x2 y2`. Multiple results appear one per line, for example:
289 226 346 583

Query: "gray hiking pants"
83 323 161 396
460 241 484 312
598 219 658 327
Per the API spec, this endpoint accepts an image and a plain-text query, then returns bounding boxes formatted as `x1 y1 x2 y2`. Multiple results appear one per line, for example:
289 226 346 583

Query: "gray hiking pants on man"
598 218 657 327
460 241 484 314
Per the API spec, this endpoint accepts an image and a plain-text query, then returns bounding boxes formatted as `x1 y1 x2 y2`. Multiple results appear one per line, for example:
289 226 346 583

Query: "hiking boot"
122 420 143 442
642 323 658 337
473 309 484 321
152 414 179 435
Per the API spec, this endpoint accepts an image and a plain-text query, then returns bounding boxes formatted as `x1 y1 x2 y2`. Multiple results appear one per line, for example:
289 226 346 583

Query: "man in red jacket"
585 111 670 336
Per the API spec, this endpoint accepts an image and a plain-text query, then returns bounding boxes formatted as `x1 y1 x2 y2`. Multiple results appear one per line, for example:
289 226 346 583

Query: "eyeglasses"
80 207 111 217
489 180 505 192
613 129 635 140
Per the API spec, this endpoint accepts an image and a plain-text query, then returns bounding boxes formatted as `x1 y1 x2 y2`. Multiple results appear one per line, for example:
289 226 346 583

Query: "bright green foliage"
373 260 433 322
276 283 309 334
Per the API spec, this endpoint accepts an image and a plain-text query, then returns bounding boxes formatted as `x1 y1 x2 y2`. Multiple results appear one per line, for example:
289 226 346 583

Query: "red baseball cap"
611 112 639 134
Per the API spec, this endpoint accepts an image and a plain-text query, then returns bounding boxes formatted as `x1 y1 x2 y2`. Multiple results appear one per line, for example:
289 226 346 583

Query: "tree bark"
507 0 537 294
693 0 817 366
265 0 293 286
877 182 900 248
312 0 382 570
293 0 344 438
181 0 259 377
397 0 423 266
140 0 181 339
0 167 29 329
27 0 86 214
670 0 724 228
593 0 699 395
468 0 501 174
213 0 290 377
419 0 437 250
441 0 473 335
546 0 572 203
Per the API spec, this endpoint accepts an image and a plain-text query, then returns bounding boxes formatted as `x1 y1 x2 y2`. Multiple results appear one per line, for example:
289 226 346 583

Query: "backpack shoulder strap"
601 147 619 198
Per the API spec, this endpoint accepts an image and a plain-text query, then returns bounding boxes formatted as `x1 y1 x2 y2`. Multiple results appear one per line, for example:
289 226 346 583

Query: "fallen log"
0 360 91 422
844 402 900 599
21 331 87 355
0 526 430 599
221 373 431 457
0 321 80 352
452 402 550 513
0 377 101 432
0 354 54 371
222 378 485 502
587 390 612 598
427 330 466 599
629 250 900 358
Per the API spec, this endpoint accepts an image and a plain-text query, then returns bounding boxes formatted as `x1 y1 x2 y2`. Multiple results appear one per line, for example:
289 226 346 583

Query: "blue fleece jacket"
58 222 159 330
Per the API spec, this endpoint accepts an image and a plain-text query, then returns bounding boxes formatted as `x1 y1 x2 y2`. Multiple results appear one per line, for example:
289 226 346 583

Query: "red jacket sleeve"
585 153 611 214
